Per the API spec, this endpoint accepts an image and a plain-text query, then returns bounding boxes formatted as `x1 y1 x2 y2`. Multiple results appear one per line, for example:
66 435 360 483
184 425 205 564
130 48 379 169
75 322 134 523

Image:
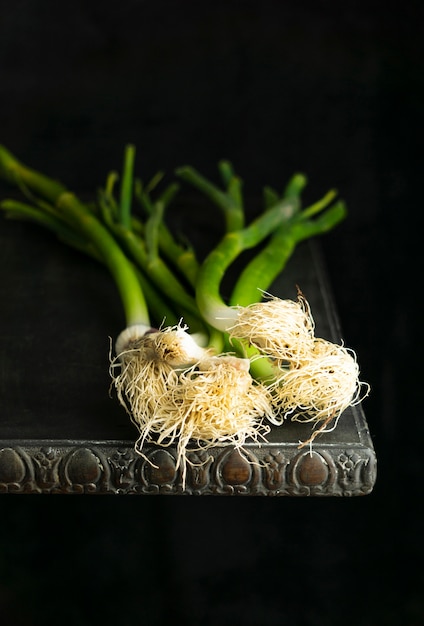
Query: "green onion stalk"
0 144 368 474
96 153 223 352
176 162 345 354
177 163 369 444
0 145 276 483
0 145 151 334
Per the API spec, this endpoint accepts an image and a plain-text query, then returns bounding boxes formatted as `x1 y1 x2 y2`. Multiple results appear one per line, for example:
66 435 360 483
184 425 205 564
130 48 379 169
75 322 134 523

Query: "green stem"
99 157 207 332
133 179 200 286
283 172 308 199
196 200 296 330
111 222 200 319
57 192 150 327
218 160 244 222
0 146 150 329
300 189 338 219
230 193 346 307
144 194 164 263
135 214 199 288
176 165 245 232
230 229 297 306
119 144 136 228
134 268 180 328
1 199 179 329
1 199 84 247
0 145 66 200
292 201 347 239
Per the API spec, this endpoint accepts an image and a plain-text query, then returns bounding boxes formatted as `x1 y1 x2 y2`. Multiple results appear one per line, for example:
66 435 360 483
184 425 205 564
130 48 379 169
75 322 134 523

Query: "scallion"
0 144 369 481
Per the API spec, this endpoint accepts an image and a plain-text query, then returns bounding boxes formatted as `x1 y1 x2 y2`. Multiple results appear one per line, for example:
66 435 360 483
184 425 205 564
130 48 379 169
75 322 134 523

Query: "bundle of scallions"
0 144 369 482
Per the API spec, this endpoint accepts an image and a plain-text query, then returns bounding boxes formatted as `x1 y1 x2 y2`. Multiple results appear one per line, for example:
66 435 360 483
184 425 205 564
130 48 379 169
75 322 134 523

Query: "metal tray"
0 215 376 495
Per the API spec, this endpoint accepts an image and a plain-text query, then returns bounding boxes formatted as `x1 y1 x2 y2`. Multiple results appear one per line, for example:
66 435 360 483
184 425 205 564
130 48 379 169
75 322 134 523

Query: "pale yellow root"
111 323 212 417
270 338 370 439
110 328 275 487
151 355 274 485
111 346 180 425
228 292 315 365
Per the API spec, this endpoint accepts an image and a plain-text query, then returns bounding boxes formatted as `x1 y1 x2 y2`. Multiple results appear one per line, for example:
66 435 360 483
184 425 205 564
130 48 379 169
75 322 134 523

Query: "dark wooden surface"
0 209 376 494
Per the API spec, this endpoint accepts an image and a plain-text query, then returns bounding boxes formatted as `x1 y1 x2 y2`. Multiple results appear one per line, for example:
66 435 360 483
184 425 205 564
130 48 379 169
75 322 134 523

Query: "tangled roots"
110 330 274 486
229 292 315 365
271 338 370 445
153 356 274 468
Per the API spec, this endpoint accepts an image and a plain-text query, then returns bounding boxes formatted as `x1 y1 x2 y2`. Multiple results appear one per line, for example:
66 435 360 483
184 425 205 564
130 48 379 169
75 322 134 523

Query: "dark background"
0 1 422 624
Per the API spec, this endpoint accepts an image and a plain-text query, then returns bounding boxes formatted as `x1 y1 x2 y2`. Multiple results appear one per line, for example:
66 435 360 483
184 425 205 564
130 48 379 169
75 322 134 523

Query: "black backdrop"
0 1 422 625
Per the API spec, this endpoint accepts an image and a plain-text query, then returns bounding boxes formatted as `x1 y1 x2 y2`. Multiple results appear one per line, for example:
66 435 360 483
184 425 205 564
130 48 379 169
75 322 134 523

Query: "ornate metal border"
0 440 376 496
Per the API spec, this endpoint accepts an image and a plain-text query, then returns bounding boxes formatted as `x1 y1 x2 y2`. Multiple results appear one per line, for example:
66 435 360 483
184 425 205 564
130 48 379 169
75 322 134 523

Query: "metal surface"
0 216 376 495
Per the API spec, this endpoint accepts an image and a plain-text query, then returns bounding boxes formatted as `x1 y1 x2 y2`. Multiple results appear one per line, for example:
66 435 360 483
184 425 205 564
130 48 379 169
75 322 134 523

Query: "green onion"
176 162 245 232
230 193 347 307
118 143 136 228
194 198 297 331
0 143 369 476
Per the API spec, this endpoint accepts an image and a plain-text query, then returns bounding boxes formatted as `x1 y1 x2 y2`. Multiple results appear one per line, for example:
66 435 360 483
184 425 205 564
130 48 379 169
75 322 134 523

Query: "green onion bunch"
0 144 368 478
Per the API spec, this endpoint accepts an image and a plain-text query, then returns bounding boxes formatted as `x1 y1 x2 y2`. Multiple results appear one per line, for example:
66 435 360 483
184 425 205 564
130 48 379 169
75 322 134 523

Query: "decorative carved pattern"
0 441 377 496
